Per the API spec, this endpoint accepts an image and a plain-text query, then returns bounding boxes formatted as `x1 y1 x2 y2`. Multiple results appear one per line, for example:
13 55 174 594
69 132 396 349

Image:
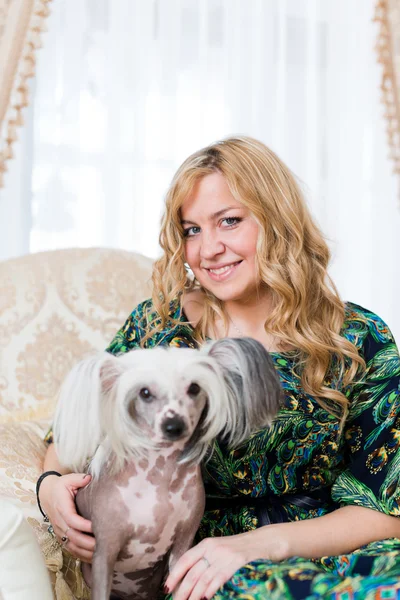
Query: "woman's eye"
139 387 153 401
183 226 201 237
222 217 241 227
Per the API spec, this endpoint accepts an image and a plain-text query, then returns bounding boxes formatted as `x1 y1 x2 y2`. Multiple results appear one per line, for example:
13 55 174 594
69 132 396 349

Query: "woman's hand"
165 529 281 600
39 473 95 563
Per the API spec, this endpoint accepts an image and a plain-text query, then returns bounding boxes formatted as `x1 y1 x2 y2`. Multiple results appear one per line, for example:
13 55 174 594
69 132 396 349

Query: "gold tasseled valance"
0 0 52 187
375 0 400 198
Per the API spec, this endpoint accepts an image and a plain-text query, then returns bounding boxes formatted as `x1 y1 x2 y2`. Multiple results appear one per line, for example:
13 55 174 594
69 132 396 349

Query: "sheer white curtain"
1 0 399 340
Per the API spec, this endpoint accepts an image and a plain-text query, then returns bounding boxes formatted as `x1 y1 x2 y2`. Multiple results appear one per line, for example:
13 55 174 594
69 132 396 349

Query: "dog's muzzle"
161 416 187 440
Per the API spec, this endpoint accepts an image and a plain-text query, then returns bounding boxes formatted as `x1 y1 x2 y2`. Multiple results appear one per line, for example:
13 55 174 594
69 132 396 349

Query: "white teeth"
209 262 239 275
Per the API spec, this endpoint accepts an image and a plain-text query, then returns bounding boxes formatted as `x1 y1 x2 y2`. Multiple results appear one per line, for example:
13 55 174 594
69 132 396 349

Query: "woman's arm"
252 505 400 561
166 506 400 600
42 442 71 474
38 443 95 562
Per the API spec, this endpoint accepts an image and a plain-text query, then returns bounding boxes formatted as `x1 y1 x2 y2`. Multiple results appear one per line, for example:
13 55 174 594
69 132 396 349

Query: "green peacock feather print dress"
106 298 400 600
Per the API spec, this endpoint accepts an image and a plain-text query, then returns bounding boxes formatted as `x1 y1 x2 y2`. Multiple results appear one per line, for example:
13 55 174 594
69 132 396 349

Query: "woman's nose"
200 231 225 259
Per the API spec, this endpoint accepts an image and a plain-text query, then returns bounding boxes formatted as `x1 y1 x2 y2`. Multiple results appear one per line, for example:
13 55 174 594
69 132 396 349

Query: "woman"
39 137 400 600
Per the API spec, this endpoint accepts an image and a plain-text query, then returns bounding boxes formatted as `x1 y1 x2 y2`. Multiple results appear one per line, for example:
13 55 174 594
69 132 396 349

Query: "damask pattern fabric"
0 247 153 418
107 297 400 600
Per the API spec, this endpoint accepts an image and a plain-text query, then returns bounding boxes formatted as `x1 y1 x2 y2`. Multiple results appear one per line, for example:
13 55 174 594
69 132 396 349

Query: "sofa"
0 247 153 599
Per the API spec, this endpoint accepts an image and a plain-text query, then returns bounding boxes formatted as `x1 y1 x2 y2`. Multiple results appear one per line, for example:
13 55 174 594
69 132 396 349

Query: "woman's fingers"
171 559 208 600
53 519 95 563
57 476 93 533
61 511 93 534
64 542 94 563
166 544 205 592
53 524 95 552
202 575 229 600
68 530 95 552
190 567 228 600
64 473 92 492
166 535 256 600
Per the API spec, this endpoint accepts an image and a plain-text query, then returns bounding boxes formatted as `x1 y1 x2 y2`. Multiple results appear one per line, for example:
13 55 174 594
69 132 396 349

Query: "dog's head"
100 347 219 450
54 338 283 473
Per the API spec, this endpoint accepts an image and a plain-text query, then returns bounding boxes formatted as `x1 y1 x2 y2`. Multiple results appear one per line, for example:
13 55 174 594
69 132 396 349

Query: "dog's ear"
54 352 116 471
205 337 283 447
99 354 124 396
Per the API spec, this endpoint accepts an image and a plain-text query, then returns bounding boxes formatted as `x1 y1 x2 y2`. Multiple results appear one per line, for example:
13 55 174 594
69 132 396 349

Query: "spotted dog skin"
77 448 204 600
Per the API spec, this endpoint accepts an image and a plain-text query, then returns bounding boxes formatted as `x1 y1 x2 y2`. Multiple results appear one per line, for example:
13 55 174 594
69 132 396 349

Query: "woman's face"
180 171 262 304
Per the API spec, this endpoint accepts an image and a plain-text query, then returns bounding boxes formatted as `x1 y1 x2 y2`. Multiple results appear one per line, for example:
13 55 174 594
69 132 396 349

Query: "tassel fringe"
374 0 400 204
0 0 53 187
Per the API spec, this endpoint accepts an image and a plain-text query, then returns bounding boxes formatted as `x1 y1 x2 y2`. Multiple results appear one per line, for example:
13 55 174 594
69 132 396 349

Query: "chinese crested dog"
53 338 282 600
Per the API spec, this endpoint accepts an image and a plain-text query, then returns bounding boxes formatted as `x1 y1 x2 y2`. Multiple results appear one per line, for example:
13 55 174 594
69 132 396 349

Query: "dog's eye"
139 387 153 401
188 382 201 397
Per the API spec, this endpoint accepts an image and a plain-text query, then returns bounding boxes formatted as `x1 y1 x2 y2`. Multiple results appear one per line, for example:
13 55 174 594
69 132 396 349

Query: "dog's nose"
162 416 186 440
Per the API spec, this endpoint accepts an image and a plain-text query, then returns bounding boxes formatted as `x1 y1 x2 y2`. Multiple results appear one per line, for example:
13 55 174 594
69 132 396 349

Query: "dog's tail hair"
53 352 110 472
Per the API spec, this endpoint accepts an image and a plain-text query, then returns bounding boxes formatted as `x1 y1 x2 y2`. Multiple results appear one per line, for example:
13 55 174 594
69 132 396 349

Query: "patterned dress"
107 297 400 600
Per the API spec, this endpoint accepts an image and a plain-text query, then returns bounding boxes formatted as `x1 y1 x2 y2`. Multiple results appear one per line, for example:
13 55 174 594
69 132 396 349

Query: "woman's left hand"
165 531 266 600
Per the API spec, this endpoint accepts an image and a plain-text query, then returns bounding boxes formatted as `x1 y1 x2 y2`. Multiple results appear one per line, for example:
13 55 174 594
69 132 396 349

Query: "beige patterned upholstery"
0 247 153 599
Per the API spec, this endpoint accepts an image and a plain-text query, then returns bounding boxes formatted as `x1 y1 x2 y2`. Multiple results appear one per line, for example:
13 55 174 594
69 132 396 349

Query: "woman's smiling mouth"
205 261 243 281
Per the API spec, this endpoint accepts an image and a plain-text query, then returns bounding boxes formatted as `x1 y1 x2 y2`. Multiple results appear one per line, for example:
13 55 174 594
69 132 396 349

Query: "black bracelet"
36 470 62 520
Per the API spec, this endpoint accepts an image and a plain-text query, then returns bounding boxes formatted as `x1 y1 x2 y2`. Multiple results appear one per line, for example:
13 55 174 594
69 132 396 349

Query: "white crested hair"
53 338 282 476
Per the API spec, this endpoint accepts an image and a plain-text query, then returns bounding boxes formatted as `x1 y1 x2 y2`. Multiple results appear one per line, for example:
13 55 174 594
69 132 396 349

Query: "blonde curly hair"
150 136 365 423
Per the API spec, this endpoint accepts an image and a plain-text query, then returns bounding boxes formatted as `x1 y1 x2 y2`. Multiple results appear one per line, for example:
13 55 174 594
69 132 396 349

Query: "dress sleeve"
106 298 153 355
44 299 153 444
331 313 400 517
